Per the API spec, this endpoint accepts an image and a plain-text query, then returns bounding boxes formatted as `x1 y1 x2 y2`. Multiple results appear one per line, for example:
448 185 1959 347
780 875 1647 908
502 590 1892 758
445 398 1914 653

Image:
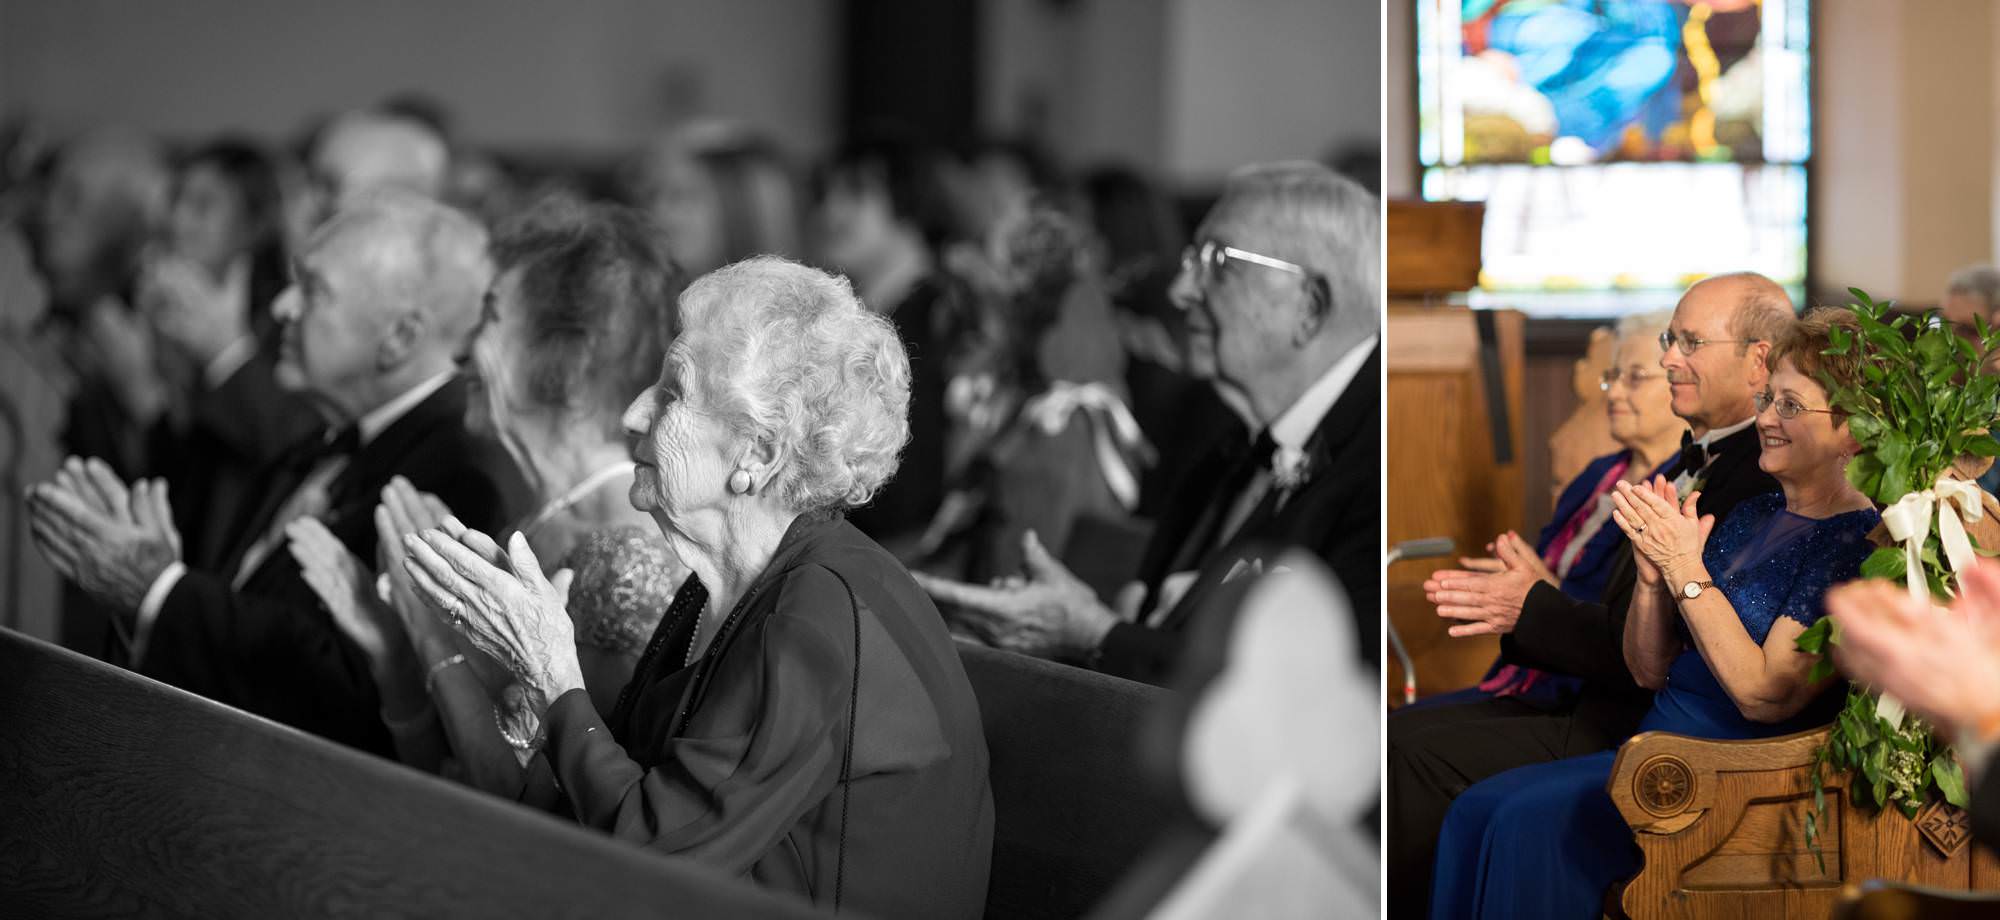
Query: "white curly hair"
677 256 911 514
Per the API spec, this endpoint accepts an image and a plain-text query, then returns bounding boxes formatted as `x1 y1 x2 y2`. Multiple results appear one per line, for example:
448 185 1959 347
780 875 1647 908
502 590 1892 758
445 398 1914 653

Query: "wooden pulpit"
1385 200 1526 703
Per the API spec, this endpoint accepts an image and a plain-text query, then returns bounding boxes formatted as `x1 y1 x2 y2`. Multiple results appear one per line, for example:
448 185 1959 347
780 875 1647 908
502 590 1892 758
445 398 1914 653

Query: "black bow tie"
1249 429 1277 470
1676 430 1709 478
281 423 360 477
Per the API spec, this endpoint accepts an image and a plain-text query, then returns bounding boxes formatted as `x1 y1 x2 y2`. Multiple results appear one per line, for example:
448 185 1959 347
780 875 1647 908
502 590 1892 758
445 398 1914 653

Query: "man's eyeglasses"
1599 368 1664 391
1659 329 1759 355
1753 390 1837 420
1181 240 1314 287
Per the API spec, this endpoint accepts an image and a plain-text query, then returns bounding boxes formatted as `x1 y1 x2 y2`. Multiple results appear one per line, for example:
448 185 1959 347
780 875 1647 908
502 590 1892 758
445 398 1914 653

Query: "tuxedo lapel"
1211 345 1377 563
1156 346 1380 632
323 378 471 530
214 430 339 579
220 378 472 584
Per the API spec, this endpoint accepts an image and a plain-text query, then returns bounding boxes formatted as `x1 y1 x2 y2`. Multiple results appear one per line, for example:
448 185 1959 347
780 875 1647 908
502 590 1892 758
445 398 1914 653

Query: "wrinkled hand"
287 515 403 666
141 253 250 367
1423 562 1537 638
913 530 1118 659
401 523 583 715
1826 565 2000 741
26 459 180 612
1611 477 1713 587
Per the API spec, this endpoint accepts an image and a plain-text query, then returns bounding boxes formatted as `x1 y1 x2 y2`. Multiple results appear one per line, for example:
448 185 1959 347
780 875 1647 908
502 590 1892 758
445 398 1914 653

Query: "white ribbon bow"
1020 381 1154 512
1874 474 1987 726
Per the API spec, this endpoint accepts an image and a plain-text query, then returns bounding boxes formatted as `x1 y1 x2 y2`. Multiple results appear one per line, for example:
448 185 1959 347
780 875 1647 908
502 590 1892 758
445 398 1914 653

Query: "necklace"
519 461 636 536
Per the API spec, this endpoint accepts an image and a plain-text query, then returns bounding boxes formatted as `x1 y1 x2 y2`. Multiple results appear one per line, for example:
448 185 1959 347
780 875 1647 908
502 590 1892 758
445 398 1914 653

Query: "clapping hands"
1610 476 1713 588
25 456 181 613
1423 532 1546 639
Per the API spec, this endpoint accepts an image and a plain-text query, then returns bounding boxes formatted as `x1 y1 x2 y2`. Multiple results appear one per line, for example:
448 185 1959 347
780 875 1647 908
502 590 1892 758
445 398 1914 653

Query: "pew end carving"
1608 727 2000 919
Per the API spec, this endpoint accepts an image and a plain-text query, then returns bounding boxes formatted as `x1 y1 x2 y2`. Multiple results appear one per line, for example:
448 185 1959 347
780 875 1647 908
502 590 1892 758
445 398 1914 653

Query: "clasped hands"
912 529 1128 659
25 456 181 613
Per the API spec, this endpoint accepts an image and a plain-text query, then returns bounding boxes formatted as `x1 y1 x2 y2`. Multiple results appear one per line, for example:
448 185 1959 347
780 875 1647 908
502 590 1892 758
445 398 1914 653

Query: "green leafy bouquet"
1795 290 2000 860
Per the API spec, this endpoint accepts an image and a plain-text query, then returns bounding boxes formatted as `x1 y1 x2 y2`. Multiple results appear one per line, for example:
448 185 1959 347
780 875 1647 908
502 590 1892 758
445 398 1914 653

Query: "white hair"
679 256 910 514
1614 309 1673 346
1949 264 2000 314
316 189 491 347
1217 161 1379 330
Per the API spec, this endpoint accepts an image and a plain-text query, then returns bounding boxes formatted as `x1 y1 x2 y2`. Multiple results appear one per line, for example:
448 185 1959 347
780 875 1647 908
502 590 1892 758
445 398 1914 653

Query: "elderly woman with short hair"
399 256 994 918
1420 311 1683 708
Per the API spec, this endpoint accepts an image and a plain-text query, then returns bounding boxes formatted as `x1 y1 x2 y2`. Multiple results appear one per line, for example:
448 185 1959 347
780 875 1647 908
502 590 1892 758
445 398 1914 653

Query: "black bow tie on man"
1676 430 1709 479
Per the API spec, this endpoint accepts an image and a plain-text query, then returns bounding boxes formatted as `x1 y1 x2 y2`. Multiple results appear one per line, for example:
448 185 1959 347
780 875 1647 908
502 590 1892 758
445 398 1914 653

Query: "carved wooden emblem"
1635 755 1694 818
1916 799 1973 857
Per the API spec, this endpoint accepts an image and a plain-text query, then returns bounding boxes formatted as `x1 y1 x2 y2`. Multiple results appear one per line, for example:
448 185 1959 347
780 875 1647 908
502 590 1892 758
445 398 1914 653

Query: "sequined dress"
1428 492 1879 919
558 525 686 656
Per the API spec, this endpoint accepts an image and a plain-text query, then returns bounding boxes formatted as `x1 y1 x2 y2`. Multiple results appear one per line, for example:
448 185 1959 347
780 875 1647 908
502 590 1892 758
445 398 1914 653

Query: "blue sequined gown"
1428 493 1878 919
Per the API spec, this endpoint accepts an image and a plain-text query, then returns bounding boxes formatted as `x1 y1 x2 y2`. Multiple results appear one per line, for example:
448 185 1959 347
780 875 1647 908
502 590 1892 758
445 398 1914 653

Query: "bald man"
1386 273 1793 918
26 193 527 755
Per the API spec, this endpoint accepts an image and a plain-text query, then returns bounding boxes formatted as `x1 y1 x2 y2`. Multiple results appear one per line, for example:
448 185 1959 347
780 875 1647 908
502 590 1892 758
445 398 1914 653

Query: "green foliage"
1796 289 2000 865
1820 289 2000 513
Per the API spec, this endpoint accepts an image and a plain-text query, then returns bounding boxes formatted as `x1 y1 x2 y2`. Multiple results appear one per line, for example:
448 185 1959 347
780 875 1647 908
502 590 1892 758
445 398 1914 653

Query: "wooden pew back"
0 628 826 920
957 643 1179 920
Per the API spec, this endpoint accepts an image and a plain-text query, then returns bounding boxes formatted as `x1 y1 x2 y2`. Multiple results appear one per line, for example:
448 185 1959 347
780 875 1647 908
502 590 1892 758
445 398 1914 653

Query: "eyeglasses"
1659 329 1759 355
1754 390 1837 420
1180 239 1314 287
1599 368 1664 391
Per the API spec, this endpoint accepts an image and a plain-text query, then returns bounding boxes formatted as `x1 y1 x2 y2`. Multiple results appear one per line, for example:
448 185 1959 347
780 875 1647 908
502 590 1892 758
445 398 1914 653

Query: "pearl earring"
729 469 754 495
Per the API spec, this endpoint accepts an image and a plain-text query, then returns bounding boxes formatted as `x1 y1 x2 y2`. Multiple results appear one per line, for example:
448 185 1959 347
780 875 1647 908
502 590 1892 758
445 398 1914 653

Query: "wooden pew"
0 627 827 920
1607 727 2000 919
957 643 1179 920
1385 199 1529 702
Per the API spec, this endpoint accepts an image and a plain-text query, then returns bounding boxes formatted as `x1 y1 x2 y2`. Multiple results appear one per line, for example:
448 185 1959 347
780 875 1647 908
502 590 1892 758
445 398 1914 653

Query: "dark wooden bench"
957 643 1180 920
0 627 826 920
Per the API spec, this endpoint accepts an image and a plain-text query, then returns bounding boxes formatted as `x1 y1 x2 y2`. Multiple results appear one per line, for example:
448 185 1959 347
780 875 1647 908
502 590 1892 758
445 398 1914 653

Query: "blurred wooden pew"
1385 200 1526 701
0 627 826 920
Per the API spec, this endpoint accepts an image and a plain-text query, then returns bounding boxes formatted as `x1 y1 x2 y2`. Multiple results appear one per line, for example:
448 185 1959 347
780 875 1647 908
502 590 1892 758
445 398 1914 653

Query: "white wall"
0 0 837 157
1164 0 1379 184
981 0 1378 186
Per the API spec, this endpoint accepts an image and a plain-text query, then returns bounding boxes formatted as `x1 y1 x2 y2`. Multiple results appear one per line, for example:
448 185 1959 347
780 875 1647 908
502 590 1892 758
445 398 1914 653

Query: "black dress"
531 512 995 919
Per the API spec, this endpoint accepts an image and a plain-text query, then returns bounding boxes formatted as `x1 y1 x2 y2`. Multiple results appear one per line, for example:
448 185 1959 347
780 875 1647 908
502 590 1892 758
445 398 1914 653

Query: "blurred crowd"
0 94 1381 916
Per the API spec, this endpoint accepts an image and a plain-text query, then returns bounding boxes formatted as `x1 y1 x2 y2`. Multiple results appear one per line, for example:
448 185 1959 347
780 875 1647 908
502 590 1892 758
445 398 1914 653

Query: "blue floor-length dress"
1428 493 1878 919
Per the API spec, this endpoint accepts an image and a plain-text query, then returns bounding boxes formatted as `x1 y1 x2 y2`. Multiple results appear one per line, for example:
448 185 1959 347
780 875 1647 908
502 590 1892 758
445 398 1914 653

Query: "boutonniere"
1271 444 1311 492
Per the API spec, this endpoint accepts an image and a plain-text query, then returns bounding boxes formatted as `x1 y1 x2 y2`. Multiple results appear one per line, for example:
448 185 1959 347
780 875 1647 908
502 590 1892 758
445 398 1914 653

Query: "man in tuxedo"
1386 272 1792 917
915 161 1380 686
26 192 526 756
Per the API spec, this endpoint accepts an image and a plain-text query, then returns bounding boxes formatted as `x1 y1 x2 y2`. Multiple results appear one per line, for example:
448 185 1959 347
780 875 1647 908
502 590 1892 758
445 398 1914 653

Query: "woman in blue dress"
1429 307 1880 919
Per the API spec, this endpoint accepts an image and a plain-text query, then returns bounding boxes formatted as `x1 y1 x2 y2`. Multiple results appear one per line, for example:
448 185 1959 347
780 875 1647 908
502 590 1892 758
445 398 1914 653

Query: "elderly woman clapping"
396 257 994 919
1421 312 1683 705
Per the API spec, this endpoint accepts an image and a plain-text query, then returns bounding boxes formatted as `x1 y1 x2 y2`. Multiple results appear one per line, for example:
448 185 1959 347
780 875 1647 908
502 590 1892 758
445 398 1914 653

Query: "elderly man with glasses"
1387 272 1795 919
914 161 1380 687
